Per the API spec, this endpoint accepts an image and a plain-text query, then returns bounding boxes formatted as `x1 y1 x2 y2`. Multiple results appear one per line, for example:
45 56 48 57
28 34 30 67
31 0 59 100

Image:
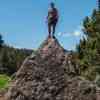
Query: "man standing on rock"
47 2 59 37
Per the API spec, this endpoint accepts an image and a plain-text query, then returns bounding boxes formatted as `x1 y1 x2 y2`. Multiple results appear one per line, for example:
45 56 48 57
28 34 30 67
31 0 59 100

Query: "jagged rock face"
5 37 96 100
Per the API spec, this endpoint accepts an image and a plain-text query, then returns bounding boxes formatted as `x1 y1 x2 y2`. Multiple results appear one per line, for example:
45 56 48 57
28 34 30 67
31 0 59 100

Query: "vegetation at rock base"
76 9 100 85
0 74 11 90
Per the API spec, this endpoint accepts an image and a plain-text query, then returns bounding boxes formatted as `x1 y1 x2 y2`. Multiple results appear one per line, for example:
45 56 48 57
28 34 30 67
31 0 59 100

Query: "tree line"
0 35 32 75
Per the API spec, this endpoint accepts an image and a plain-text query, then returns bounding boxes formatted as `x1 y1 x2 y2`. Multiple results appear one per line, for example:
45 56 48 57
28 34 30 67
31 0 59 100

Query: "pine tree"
77 9 100 81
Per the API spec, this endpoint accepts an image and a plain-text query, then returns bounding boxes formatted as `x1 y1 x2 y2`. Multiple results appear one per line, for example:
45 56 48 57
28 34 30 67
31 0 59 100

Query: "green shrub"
0 74 11 90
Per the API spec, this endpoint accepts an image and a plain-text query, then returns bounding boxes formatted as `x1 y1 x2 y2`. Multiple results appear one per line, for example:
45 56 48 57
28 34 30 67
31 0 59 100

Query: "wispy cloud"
73 30 81 37
58 25 83 38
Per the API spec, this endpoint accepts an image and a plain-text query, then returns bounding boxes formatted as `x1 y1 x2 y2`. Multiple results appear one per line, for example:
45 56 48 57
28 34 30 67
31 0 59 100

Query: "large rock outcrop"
5 37 96 100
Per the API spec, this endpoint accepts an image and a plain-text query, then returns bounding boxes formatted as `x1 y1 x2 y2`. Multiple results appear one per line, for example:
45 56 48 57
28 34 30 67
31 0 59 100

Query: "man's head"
50 2 55 8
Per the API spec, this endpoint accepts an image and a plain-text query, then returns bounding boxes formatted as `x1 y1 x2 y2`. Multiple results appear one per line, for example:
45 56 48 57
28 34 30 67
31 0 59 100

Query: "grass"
0 74 11 90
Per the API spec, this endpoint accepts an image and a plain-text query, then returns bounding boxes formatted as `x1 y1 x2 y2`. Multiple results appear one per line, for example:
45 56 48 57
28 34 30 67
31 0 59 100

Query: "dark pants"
48 19 58 36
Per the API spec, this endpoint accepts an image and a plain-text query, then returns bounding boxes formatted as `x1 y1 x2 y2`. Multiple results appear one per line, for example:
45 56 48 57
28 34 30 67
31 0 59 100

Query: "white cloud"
58 32 71 37
73 25 84 37
72 30 81 37
57 25 83 38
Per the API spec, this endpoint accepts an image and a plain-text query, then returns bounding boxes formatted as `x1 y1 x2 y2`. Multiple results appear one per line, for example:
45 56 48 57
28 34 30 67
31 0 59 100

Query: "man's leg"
48 23 51 37
52 23 56 37
52 19 58 37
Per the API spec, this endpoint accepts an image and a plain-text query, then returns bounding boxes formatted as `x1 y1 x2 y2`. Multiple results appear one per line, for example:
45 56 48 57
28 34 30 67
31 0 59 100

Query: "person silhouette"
47 2 59 37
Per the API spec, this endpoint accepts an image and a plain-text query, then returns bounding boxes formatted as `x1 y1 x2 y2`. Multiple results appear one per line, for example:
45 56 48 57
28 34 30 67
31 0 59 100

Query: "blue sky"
0 0 96 50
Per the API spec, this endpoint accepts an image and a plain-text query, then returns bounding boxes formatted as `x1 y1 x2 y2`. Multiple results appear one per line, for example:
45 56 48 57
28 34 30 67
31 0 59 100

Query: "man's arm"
56 9 59 20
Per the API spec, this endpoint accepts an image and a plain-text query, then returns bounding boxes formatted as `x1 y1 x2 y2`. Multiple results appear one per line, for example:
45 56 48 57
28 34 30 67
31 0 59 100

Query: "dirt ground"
0 96 5 100
0 91 6 100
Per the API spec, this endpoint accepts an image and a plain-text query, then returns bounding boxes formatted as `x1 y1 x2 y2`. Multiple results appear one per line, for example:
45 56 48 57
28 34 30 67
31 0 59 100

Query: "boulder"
5 37 96 100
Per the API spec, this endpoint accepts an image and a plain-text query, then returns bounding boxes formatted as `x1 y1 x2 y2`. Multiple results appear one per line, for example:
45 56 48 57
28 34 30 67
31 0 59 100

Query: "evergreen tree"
77 9 100 81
